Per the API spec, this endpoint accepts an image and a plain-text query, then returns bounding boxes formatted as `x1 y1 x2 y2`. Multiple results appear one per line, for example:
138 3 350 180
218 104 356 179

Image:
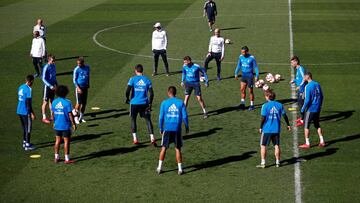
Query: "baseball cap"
154 22 161 28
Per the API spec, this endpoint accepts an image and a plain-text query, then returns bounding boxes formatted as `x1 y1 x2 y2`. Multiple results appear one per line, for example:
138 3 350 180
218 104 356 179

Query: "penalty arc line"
288 0 302 203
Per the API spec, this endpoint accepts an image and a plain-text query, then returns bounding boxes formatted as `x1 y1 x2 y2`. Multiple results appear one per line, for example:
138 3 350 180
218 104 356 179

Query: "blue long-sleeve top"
42 63 57 89
293 65 306 93
234 54 259 78
301 80 324 113
73 65 90 88
159 97 189 132
182 63 208 85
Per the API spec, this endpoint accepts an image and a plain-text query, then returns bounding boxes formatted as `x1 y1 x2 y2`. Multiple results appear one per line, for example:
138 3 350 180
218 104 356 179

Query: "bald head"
36 19 43 25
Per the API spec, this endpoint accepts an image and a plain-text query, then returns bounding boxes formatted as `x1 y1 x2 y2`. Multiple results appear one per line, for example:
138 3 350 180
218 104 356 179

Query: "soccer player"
203 0 217 32
258 90 291 168
73 57 90 124
290 56 307 127
299 72 325 149
234 46 259 111
125 64 156 145
51 85 76 164
152 22 169 76
157 86 189 175
30 31 45 77
33 19 46 42
17 75 36 151
181 56 209 118
204 28 224 81
41 55 57 124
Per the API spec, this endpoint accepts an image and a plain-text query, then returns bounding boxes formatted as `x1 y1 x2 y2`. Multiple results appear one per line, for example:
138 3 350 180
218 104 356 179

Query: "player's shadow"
277 148 338 167
86 109 129 121
183 127 222 140
73 144 148 162
325 133 360 147
85 108 126 117
56 71 73 76
320 110 355 122
35 132 114 149
183 151 256 174
56 55 89 61
221 26 246 31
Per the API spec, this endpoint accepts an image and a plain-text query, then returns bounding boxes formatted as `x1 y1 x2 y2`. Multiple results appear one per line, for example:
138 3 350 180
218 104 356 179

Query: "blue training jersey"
235 54 259 78
17 84 32 115
42 63 57 88
294 65 306 93
261 101 286 133
51 98 73 131
182 63 208 86
128 75 152 105
73 65 90 88
301 80 323 113
159 97 189 132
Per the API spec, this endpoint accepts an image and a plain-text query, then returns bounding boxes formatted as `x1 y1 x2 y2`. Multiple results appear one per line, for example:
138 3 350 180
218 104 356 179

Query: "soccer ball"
225 39 231 44
263 84 270 91
255 79 264 88
269 77 275 83
200 76 205 82
275 74 281 82
266 73 274 82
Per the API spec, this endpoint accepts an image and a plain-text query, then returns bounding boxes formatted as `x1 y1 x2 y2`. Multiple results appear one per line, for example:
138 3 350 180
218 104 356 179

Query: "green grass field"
1 0 359 202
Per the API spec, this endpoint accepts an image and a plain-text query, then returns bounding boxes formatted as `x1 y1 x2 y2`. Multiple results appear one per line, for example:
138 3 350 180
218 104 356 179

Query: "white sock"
65 155 70 161
150 134 155 141
276 159 280 165
178 163 183 171
55 154 59 159
25 143 30 147
319 135 324 143
158 160 163 170
305 138 310 145
132 133 137 141
261 159 265 165
250 101 254 106
202 108 206 114
42 114 46 119
241 99 245 104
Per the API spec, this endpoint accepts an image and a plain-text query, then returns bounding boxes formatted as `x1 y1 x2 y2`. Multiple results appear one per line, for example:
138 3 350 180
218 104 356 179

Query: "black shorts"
75 87 88 105
304 112 321 129
43 85 55 101
260 133 280 146
185 84 201 96
161 131 183 149
130 104 151 118
55 130 72 138
207 14 216 23
241 76 254 88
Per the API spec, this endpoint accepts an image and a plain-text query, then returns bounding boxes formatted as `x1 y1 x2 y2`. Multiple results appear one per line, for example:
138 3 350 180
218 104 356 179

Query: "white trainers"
156 168 162 175
178 170 184 175
80 118 86 123
256 164 266 169
74 116 80 125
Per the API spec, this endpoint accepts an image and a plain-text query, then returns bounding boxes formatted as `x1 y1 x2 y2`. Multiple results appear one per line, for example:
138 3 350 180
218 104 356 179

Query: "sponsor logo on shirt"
167 104 179 118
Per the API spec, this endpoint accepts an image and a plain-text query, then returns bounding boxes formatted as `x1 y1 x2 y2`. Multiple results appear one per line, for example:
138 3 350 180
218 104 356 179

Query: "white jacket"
208 35 224 58
30 37 45 58
152 29 167 50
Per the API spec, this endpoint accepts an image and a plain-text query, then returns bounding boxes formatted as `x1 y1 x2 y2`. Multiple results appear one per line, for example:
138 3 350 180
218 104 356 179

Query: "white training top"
33 24 46 38
208 35 225 58
152 29 167 50
30 37 46 58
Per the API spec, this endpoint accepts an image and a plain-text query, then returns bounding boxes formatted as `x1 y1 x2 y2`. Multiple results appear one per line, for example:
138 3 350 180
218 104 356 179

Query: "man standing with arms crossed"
30 31 45 77
181 56 209 119
152 22 169 76
234 46 259 111
203 0 217 32
157 86 189 175
17 75 36 151
125 64 156 145
73 57 90 124
204 28 224 81
41 55 57 124
299 72 325 149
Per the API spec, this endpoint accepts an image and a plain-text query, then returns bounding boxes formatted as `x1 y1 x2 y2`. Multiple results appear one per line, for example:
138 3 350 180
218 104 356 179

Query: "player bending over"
73 57 90 124
125 64 156 145
41 54 57 124
258 90 291 168
17 75 36 151
157 86 189 175
181 56 209 119
299 72 325 149
235 46 259 111
51 85 76 164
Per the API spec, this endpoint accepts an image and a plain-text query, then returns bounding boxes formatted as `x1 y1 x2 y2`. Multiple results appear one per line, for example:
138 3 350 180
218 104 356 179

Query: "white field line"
288 0 302 203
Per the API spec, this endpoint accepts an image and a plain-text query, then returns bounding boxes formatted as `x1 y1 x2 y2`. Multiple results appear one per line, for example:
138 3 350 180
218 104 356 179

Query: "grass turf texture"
0 0 359 202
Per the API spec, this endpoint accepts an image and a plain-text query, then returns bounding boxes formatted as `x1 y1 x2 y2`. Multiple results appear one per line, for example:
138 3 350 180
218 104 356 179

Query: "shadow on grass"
56 55 89 61
86 111 129 121
74 144 148 162
183 127 222 140
36 132 114 149
325 133 360 147
221 26 246 31
86 108 127 117
320 110 355 122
